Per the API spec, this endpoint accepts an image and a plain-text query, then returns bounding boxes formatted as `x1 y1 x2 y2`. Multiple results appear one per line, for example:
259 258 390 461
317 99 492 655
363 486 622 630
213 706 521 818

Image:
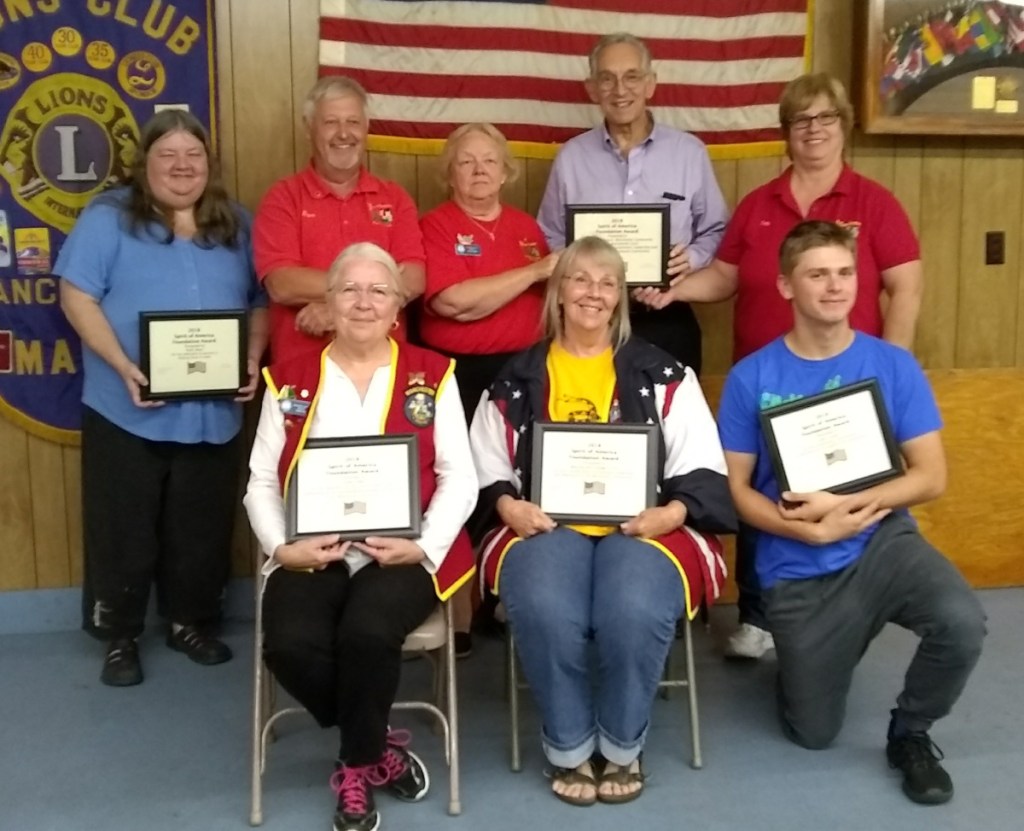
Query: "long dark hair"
123 109 241 248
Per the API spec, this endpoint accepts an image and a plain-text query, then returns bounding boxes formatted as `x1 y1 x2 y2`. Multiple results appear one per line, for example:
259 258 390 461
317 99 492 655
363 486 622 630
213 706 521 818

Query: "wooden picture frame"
860 0 1024 135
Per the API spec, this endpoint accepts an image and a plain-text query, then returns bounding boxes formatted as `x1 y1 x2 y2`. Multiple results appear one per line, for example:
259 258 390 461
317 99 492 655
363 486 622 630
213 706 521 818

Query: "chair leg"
444 604 462 815
507 633 522 772
683 619 703 769
250 582 266 826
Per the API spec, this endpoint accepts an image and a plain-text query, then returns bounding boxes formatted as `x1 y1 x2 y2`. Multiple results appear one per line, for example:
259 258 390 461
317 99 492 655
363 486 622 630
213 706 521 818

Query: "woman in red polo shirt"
636 73 923 660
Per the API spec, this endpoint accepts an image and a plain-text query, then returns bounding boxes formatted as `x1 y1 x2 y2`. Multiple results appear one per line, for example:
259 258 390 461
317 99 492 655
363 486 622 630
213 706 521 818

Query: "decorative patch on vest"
404 385 437 427
369 203 394 225
519 239 541 260
408 371 426 386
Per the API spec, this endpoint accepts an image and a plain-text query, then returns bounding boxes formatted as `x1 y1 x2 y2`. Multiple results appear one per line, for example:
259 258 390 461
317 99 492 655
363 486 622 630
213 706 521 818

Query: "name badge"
281 398 311 417
455 243 482 256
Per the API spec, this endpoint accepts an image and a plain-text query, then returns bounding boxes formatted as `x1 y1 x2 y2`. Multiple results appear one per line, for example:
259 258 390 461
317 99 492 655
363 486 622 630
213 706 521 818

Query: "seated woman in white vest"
244 242 477 831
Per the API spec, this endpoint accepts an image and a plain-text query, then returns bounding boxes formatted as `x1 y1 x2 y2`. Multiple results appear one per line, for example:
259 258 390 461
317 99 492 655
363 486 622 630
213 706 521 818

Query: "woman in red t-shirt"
420 123 560 420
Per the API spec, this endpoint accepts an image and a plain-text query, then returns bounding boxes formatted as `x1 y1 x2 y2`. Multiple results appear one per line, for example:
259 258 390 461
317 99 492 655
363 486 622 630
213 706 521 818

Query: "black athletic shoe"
886 732 954 805
331 764 384 831
101 638 143 687
454 631 473 659
166 624 232 666
378 729 430 802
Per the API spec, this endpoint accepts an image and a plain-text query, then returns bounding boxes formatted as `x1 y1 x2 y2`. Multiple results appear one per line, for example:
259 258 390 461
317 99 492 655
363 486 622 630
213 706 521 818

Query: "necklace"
463 207 502 241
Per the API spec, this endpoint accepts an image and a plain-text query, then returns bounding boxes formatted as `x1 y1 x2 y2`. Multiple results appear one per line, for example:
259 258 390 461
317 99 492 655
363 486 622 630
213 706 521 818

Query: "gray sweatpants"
765 514 987 749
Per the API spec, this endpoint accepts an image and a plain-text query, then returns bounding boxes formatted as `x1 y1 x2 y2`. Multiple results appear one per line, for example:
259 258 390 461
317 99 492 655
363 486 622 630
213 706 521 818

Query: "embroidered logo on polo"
519 239 541 260
455 233 480 256
403 372 437 427
369 203 393 225
835 220 861 237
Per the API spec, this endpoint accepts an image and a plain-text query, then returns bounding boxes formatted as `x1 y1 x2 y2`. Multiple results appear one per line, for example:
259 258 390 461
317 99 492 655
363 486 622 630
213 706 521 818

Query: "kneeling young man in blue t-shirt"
717 220 986 805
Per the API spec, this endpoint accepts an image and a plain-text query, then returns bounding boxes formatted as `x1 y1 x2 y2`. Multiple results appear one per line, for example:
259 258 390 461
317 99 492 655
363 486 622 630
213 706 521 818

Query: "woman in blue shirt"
56 109 268 687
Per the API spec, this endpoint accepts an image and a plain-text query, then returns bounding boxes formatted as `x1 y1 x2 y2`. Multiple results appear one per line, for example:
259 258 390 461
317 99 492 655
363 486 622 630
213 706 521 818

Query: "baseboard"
0 577 257 636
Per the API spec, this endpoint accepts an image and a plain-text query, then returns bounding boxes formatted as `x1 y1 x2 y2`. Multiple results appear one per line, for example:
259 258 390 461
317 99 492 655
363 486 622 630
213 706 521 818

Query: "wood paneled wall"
1 0 1021 592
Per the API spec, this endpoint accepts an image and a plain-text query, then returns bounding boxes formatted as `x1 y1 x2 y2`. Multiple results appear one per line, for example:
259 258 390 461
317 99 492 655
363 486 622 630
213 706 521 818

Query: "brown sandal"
550 763 598 807
597 757 645 804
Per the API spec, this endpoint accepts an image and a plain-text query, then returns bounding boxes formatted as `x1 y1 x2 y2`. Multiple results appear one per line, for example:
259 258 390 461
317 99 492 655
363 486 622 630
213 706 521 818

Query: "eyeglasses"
563 273 620 294
787 110 841 131
335 283 395 304
593 71 648 92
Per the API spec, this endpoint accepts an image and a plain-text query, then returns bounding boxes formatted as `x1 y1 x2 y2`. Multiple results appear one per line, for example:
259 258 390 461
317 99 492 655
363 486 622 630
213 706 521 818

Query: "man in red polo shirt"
253 77 425 362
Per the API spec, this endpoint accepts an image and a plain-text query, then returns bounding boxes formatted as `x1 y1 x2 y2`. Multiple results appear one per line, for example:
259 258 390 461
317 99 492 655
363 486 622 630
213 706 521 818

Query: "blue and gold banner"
0 0 216 444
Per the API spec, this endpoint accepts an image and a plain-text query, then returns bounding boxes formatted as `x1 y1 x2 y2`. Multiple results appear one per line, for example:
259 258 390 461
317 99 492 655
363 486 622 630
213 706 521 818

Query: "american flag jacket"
468 337 737 616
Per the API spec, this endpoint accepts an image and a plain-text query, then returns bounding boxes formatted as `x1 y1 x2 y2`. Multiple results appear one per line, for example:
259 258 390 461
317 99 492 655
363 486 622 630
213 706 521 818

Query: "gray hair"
588 33 652 78
326 242 405 303
302 76 369 124
542 236 631 350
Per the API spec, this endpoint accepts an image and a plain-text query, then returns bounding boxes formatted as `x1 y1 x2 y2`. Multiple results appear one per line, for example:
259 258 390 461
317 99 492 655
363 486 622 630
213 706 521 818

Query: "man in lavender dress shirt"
537 33 729 375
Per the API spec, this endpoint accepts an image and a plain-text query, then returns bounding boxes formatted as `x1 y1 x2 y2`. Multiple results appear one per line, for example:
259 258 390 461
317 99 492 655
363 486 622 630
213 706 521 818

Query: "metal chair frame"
506 616 703 772
249 573 462 825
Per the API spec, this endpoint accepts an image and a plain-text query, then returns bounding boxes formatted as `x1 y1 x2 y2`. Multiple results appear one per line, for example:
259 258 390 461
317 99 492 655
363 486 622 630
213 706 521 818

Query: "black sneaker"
101 639 143 687
330 764 384 831
378 729 430 802
166 624 232 666
454 631 472 659
886 732 954 805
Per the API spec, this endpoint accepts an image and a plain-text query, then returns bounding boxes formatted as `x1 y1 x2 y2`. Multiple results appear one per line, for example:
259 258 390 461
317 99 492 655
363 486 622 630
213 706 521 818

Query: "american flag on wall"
318 0 810 159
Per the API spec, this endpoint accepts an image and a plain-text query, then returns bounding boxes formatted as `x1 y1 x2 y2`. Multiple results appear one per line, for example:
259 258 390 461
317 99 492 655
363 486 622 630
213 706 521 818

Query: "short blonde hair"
302 76 369 124
542 236 631 350
778 72 854 149
326 242 406 304
436 122 519 189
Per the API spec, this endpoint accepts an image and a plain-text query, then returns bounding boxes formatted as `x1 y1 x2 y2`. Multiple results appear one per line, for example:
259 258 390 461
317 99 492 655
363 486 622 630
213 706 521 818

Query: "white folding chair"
506 616 703 771
250 574 461 825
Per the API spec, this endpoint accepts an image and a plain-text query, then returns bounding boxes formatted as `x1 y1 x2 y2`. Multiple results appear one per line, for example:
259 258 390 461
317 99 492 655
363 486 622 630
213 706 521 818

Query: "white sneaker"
724 623 775 659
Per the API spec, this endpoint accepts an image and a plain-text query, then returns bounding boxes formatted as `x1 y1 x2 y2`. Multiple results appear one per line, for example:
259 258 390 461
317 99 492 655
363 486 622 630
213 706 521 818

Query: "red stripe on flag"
371 119 780 147
548 0 807 15
321 18 804 62
325 66 789 110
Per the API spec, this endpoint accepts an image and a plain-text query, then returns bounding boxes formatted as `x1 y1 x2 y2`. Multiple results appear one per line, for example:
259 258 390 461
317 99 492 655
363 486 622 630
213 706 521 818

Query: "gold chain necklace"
463 207 502 241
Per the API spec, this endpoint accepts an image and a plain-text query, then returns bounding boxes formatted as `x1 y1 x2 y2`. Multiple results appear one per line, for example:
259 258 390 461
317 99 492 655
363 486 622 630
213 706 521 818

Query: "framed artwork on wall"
861 0 1024 134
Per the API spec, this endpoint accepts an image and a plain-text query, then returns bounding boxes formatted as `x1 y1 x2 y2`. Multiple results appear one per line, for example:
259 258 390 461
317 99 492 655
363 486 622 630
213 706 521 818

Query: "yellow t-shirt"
545 341 617 537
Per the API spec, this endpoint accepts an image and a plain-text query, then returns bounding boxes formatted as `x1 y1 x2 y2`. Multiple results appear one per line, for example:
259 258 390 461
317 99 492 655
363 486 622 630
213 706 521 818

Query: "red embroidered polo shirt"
253 165 425 362
717 165 920 362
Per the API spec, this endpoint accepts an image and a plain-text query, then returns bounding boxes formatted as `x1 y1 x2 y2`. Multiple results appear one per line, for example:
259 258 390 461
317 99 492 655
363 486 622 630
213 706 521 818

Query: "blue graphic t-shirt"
717 333 941 587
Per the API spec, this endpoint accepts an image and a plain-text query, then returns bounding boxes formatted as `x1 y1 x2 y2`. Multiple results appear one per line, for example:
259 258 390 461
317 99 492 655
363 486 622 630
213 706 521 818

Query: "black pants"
766 515 986 749
629 301 702 375
80 407 241 640
262 561 436 765
443 349 519 424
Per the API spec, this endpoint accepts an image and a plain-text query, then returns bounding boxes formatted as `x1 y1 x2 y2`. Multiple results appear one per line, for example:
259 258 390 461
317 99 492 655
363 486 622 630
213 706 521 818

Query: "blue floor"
0 589 1020 831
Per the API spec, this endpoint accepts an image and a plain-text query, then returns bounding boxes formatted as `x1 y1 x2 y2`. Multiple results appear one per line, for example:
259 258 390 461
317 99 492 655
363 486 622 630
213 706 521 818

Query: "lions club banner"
0 0 216 444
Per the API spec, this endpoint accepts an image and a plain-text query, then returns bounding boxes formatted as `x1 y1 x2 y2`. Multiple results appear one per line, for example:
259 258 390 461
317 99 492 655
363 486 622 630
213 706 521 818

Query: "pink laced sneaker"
376 728 430 802
329 763 386 831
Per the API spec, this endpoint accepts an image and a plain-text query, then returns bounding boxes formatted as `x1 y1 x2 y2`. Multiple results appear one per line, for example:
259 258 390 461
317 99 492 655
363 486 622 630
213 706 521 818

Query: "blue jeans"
499 527 685 768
